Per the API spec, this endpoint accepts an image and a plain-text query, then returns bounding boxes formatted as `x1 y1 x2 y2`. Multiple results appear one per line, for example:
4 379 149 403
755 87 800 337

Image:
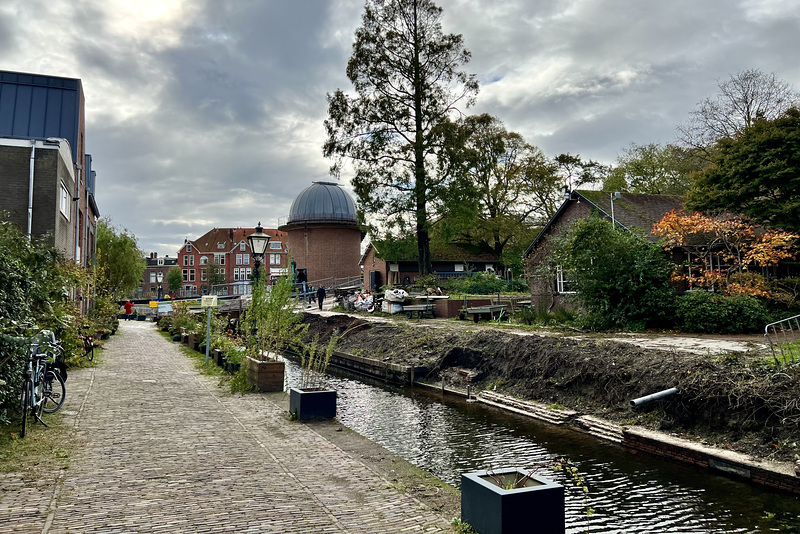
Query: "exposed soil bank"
300 312 800 467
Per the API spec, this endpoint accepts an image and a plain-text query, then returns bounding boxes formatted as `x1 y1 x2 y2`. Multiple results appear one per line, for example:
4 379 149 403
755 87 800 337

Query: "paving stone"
1 321 451 533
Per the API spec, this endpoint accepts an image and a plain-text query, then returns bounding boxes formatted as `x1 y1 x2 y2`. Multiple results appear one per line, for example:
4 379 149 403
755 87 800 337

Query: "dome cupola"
287 181 357 225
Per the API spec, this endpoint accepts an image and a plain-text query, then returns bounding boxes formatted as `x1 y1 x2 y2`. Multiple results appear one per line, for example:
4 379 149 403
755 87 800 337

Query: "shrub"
676 291 771 333
556 217 677 330
445 271 527 295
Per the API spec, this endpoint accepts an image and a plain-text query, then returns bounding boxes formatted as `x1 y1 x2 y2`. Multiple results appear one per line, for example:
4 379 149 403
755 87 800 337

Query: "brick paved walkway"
2 321 451 533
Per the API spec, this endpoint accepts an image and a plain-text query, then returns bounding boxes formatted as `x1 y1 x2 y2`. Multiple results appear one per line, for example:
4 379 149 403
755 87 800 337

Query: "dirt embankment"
301 313 800 463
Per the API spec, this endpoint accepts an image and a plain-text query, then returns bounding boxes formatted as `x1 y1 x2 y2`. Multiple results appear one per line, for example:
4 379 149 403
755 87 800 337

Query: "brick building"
175 227 288 297
523 190 684 309
279 182 363 287
137 252 178 300
0 70 99 268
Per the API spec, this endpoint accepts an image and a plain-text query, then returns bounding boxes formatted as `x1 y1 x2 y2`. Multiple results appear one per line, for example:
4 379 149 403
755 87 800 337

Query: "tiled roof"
188 227 286 253
578 191 684 236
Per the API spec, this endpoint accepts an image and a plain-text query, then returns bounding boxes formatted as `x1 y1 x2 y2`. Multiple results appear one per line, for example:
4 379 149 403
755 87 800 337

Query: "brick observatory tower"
280 181 363 286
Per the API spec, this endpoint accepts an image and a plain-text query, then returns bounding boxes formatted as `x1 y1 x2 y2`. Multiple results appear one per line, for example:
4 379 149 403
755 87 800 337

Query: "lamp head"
247 222 271 257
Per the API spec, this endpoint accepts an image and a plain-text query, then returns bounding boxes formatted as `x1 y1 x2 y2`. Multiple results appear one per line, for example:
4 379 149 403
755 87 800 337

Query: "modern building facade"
0 70 99 267
175 227 288 297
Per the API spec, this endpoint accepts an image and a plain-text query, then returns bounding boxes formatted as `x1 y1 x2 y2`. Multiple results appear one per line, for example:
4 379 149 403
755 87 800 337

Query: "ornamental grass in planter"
289 334 339 420
461 468 564 534
235 272 307 393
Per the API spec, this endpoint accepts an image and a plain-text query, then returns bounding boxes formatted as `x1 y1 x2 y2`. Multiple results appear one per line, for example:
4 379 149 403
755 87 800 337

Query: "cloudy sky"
2 0 798 255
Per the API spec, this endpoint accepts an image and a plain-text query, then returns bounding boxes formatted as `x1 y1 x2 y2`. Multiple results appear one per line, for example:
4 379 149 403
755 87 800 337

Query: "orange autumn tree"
652 210 798 296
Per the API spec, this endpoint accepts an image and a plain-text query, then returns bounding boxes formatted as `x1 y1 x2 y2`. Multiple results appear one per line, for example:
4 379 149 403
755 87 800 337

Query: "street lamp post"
156 271 164 300
247 222 271 288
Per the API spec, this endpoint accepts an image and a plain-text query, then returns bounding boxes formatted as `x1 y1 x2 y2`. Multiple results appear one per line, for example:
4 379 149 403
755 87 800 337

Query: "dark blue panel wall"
0 71 81 163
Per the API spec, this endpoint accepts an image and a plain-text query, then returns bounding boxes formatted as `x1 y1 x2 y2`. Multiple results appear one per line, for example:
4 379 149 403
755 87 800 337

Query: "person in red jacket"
124 300 133 319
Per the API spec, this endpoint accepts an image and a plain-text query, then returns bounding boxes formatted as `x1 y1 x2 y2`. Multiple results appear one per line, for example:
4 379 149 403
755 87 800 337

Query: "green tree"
439 114 559 264
679 69 799 158
324 0 478 276
611 143 699 195
166 265 183 294
687 108 800 232
95 219 145 299
556 217 676 330
554 153 610 190
205 260 226 294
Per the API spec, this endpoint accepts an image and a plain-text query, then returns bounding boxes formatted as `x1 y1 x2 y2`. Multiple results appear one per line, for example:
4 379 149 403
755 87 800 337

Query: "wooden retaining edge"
477 391 577 425
326 350 426 386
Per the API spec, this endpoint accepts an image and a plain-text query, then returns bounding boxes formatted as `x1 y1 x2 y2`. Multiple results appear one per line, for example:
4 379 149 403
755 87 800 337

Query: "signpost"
201 296 218 364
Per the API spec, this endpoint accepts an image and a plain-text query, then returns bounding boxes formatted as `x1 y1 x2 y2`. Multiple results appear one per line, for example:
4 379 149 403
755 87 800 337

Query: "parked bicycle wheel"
20 378 31 438
42 370 66 413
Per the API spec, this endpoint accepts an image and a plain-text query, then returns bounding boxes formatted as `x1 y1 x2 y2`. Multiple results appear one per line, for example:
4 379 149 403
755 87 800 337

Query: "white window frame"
270 253 280 265
236 254 243 265
59 183 71 220
189 269 195 282
186 244 192 253
240 242 246 251
243 253 250 265
182 269 188 282
556 265 575 294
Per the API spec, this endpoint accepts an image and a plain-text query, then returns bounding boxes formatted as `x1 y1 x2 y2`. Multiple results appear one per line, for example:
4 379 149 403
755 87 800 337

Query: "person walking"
124 300 133 320
316 286 326 311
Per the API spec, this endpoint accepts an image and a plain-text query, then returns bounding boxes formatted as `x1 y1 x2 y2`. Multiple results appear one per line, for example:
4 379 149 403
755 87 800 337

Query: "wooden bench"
460 305 508 322
403 303 436 319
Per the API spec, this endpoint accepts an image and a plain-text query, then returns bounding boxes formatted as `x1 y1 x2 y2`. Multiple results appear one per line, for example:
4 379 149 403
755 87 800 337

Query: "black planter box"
461 469 564 534
289 387 337 420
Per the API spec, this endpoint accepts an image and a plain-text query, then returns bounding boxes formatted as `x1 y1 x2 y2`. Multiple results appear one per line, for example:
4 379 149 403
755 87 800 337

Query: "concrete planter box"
461 468 564 534
289 387 337 420
245 356 285 392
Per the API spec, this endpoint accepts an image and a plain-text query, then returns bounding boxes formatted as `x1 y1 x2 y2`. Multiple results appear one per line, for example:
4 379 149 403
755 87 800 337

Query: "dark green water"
284 361 800 533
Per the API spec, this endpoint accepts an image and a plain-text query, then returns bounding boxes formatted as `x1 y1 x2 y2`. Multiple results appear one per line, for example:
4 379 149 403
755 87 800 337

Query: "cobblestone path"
2 321 451 533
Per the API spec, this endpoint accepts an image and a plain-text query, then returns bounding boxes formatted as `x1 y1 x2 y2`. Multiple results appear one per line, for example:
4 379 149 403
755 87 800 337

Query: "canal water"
283 361 800 533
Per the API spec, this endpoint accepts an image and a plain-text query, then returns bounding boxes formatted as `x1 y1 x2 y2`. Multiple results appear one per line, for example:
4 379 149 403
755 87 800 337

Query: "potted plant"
461 467 565 534
239 273 307 392
289 334 338 420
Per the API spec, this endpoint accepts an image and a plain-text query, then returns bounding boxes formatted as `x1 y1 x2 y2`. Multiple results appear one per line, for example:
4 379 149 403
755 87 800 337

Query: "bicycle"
20 330 67 437
79 324 95 361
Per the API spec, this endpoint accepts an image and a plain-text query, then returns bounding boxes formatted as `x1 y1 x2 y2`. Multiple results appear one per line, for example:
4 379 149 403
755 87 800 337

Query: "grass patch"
0 411 78 477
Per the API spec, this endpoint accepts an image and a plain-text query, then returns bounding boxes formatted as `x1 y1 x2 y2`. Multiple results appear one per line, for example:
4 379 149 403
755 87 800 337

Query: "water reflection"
283 360 800 533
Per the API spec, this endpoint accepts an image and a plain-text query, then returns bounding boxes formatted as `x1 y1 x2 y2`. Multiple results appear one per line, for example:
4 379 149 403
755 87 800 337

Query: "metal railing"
764 314 800 368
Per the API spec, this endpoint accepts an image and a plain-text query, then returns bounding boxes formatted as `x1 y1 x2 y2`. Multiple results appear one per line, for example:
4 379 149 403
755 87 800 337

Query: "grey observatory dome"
287 181 357 224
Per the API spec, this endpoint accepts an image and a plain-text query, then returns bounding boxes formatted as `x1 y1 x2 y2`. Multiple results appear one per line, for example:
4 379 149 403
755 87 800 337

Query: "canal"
283 360 800 533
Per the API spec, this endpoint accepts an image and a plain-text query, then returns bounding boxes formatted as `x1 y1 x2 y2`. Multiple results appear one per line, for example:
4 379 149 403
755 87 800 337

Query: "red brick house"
137 252 178 299
176 227 288 297
523 190 684 309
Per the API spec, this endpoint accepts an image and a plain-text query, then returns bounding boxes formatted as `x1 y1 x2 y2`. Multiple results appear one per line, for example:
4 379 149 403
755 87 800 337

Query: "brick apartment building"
0 71 99 269
175 227 288 297
137 252 178 300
